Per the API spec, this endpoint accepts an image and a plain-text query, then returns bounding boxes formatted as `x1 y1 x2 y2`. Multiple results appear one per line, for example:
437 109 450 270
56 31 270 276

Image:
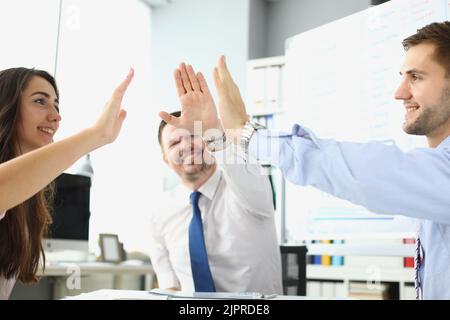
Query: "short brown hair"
402 21 450 76
157 110 181 148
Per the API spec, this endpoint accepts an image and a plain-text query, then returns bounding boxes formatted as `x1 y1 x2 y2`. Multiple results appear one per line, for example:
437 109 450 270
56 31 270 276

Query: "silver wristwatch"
204 131 227 152
240 120 266 154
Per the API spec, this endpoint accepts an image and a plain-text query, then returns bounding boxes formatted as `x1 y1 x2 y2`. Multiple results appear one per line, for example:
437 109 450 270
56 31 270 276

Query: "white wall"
265 0 371 56
55 0 157 254
150 0 251 111
0 0 60 72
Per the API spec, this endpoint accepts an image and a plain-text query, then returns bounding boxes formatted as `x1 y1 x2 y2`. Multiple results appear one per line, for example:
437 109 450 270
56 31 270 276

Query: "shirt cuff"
248 125 318 165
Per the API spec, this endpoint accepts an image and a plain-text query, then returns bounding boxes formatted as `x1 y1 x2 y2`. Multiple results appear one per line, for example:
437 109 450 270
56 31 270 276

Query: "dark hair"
157 110 181 148
402 21 450 76
0 67 58 283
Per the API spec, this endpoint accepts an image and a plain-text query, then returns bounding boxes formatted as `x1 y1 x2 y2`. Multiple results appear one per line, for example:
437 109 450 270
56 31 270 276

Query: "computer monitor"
44 172 91 262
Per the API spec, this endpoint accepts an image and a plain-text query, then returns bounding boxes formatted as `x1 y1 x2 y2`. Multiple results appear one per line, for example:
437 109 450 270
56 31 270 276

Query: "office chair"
280 245 308 296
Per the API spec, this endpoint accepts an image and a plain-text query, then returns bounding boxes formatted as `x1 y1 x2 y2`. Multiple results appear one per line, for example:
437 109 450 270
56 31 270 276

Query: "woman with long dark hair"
0 67 134 299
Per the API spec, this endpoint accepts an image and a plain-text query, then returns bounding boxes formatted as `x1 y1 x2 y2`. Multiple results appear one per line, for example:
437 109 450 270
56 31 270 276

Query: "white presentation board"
280 0 449 240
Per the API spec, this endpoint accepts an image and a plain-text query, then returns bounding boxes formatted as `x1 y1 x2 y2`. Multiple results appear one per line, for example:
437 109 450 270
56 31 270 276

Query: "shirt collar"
177 167 221 202
197 168 221 201
437 135 450 149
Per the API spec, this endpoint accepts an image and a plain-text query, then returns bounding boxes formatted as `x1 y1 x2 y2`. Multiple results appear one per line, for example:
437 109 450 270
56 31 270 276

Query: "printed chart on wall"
280 0 449 240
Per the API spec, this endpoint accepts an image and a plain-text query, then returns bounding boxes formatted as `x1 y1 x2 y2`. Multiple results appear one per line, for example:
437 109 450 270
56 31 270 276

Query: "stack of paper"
63 289 169 300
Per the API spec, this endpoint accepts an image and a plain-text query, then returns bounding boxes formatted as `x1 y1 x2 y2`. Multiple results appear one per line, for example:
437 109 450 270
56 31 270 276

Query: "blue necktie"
189 191 216 292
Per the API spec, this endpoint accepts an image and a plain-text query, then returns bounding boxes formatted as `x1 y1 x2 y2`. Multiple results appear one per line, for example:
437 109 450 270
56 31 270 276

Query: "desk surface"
64 289 325 300
38 261 154 276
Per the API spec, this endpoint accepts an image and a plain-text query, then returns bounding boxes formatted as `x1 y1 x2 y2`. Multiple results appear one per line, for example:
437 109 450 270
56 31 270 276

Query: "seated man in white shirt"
149 63 282 294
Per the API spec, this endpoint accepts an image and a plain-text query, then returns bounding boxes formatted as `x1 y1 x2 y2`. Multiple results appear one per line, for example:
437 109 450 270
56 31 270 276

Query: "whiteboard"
280 0 449 240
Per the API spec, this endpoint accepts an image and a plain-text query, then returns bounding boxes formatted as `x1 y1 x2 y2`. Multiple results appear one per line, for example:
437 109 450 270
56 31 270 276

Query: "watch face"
206 133 227 152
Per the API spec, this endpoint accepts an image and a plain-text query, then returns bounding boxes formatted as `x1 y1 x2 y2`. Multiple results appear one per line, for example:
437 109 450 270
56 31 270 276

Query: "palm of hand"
216 81 247 129
213 56 249 130
179 90 218 132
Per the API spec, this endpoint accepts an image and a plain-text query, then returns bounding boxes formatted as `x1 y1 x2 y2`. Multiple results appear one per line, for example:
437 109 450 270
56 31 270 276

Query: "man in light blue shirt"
160 22 450 299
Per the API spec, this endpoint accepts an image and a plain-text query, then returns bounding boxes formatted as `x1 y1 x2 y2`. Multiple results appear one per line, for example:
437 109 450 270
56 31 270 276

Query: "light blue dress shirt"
249 124 450 299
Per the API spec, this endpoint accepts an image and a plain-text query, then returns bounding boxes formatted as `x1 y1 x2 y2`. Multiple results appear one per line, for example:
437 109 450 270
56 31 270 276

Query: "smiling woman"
0 66 134 300
16 70 61 154
0 68 61 300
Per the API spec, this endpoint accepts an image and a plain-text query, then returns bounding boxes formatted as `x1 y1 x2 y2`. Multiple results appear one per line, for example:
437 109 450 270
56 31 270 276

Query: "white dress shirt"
249 124 450 299
0 211 16 300
149 147 283 294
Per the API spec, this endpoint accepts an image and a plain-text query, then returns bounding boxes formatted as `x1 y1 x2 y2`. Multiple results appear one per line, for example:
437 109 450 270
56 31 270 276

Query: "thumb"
159 111 177 126
118 109 127 122
109 109 127 142
115 109 127 132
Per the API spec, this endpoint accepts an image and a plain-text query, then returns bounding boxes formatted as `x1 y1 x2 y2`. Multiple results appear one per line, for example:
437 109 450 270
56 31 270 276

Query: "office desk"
65 289 319 300
44 261 153 291
11 262 154 300
40 261 154 277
